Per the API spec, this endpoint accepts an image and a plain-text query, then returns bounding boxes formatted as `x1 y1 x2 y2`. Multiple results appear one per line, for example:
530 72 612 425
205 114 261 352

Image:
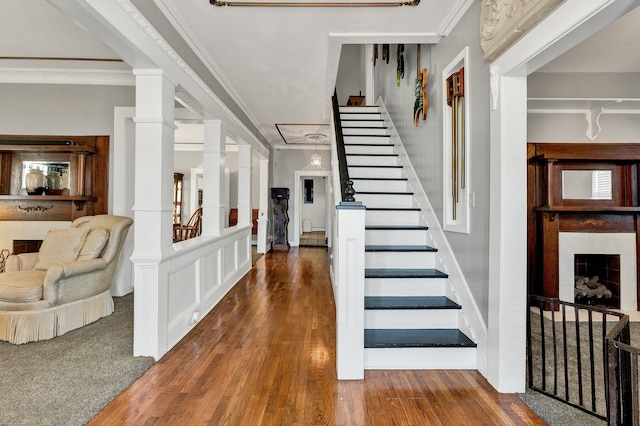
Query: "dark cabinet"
271 187 289 252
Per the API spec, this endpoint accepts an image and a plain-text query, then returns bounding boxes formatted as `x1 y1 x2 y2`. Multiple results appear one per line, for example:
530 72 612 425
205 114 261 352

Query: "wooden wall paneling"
527 144 537 295
539 212 559 299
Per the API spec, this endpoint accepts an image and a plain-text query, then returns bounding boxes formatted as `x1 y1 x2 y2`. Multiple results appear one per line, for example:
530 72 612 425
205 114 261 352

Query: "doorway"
293 170 331 247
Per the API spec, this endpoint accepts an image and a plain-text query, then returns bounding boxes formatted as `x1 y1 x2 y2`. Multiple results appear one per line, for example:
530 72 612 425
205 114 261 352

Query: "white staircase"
340 105 477 369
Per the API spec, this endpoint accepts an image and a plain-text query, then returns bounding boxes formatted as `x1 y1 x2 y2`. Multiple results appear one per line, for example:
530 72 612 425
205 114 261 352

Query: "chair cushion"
0 271 46 302
34 228 89 271
77 228 109 261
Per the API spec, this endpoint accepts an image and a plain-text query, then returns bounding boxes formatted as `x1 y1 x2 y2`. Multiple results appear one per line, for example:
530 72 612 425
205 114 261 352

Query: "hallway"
90 248 543 425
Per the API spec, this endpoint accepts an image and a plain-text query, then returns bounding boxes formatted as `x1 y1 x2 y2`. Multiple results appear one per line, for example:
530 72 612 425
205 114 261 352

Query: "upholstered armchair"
0 215 133 344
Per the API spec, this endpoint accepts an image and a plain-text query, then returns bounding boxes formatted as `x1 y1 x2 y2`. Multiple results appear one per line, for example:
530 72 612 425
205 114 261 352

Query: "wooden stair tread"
365 245 436 252
365 296 460 310
364 329 476 348
365 268 448 279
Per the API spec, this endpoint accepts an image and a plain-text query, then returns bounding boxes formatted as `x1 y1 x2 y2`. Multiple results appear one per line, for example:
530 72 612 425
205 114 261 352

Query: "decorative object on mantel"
382 44 389 64
45 171 64 195
414 45 428 127
25 167 46 195
0 249 9 273
446 67 465 220
480 0 565 61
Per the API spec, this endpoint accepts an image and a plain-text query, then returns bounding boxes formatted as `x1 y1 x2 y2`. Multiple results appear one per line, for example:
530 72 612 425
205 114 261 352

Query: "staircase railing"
527 295 639 424
331 89 355 202
606 313 639 425
329 89 366 380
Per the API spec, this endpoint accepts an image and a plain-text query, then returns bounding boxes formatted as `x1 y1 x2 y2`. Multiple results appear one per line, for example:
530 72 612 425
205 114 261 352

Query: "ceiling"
1 1 638 148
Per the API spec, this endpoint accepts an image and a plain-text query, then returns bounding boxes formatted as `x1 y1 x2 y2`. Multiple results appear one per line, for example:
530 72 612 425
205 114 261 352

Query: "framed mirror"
562 170 612 200
21 161 70 194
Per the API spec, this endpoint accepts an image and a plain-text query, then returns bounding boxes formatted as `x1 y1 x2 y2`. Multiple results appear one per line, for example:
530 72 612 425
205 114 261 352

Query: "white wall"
373 1 491 321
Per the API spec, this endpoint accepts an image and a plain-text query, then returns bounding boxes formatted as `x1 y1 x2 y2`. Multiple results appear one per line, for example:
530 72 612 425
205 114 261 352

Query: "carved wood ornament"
480 0 566 61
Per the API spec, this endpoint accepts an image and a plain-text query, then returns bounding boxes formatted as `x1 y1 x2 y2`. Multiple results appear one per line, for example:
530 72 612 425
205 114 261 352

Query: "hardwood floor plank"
89 247 542 425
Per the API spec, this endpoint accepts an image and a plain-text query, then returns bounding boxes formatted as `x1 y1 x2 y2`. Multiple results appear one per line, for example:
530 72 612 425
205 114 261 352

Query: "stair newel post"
344 180 356 202
335 200 366 380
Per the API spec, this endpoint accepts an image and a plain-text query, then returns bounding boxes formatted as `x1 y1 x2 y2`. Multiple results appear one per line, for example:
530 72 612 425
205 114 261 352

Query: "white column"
335 202 366 380
131 69 176 359
364 44 375 106
487 75 528 392
202 120 226 236
237 144 252 228
257 157 270 254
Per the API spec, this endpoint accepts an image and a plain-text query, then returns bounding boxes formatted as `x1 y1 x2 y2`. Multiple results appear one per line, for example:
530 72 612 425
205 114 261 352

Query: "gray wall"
373 1 491 321
272 149 331 243
528 72 640 143
0 83 135 212
336 44 366 105
0 84 134 136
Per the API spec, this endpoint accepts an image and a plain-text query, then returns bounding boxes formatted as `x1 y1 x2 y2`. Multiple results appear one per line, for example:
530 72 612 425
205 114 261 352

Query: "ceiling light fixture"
305 133 325 168
210 0 418 7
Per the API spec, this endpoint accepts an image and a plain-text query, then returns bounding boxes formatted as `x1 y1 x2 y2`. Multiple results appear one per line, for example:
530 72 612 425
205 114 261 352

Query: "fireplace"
13 239 43 255
559 232 637 311
574 254 620 308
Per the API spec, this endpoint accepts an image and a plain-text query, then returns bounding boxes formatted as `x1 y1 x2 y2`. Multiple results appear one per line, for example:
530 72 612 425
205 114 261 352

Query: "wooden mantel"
0 135 108 221
528 142 640 310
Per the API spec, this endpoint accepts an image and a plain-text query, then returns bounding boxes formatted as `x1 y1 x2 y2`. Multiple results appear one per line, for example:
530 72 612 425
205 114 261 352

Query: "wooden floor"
90 247 544 425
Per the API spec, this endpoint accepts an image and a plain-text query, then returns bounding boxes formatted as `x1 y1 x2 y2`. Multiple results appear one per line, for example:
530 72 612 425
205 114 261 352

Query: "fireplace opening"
574 254 620 309
13 240 43 255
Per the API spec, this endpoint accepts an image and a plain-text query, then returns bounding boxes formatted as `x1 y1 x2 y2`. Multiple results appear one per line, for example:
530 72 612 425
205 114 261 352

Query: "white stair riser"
366 229 428 245
347 156 399 166
365 210 422 226
343 127 388 136
365 309 459 329
356 193 414 208
343 136 392 145
339 107 380 114
348 167 403 179
364 347 476 370
341 120 386 128
366 251 435 269
365 278 446 297
345 145 395 155
353 179 408 192
340 113 382 120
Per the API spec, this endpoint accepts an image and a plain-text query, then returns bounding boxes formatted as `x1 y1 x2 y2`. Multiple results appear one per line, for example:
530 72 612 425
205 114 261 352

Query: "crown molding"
0 68 134 85
438 0 475 36
111 0 271 157
151 0 270 145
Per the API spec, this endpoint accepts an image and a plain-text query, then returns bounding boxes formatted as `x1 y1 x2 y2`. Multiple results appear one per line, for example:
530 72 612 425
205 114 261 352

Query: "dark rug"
0 294 154 426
